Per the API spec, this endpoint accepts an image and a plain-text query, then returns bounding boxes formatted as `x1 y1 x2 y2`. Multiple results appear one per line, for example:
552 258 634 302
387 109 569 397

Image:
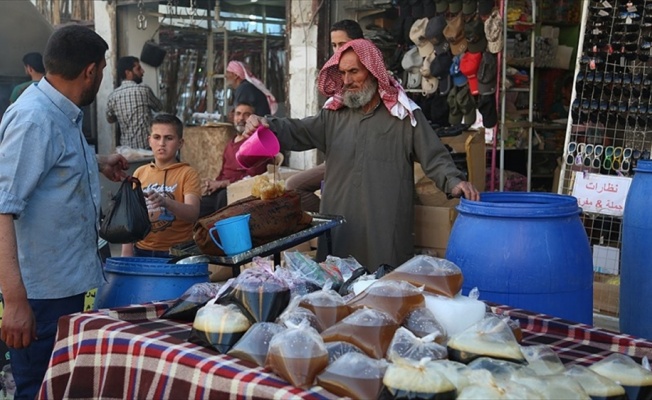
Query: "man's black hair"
117 56 140 81
151 112 183 139
22 52 45 74
330 19 364 40
43 24 108 80
234 101 256 113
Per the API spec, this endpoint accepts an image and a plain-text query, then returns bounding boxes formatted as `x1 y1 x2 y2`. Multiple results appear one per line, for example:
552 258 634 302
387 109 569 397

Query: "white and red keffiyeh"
317 39 420 126
227 61 278 115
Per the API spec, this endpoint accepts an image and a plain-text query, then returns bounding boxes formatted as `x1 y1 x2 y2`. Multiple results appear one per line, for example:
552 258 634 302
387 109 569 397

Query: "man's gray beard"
235 124 245 133
342 78 378 109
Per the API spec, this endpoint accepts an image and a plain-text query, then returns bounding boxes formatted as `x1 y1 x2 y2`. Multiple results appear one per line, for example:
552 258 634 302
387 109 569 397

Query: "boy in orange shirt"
122 113 201 257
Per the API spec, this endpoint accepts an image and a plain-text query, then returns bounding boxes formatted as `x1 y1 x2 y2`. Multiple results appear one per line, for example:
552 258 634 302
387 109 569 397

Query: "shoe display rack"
559 0 652 299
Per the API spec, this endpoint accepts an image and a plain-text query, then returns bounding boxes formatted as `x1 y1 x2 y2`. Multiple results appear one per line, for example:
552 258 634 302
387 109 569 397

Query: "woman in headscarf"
243 39 479 271
226 60 277 116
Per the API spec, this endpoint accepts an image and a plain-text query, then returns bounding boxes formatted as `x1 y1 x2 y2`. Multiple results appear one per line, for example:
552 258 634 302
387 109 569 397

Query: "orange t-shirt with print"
133 162 201 252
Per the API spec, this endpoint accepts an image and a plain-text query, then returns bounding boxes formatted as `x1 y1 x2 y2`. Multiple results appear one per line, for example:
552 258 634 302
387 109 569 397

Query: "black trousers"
199 188 228 217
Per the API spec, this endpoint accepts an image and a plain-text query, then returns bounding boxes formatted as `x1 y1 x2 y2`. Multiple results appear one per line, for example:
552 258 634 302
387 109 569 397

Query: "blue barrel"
621 160 652 338
95 257 209 309
445 192 593 324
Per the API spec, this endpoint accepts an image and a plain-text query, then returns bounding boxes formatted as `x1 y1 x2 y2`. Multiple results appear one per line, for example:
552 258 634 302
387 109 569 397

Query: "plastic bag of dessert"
564 365 627 399
322 255 364 282
456 374 539 400
298 289 349 330
227 322 286 367
520 344 565 376
325 341 365 363
381 255 463 298
517 375 590 399
188 301 251 353
316 352 388 399
161 282 223 321
467 357 534 382
283 251 342 288
402 307 447 343
386 327 447 363
427 360 479 391
499 314 523 343
274 266 321 297
381 357 457 399
219 263 291 323
265 320 329 389
347 280 425 324
321 308 399 359
276 297 323 332
423 292 486 336
589 353 652 400
447 315 525 364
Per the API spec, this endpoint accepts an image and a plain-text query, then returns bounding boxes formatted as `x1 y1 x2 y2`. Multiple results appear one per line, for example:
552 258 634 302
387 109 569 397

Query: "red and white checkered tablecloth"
37 301 652 399
37 302 339 400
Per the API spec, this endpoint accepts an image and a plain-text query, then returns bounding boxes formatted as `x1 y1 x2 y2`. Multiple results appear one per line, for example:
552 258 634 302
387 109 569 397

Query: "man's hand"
243 115 269 138
451 181 480 201
0 298 36 349
203 179 229 195
98 154 129 182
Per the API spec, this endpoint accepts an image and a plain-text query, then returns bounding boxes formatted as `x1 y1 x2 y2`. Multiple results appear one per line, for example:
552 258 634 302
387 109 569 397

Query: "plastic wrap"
161 282 222 321
447 315 525 364
386 327 447 363
402 307 447 343
298 290 349 330
188 302 251 353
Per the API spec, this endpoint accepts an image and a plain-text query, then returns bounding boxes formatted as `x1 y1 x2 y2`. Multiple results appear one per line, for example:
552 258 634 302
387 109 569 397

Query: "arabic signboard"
571 172 632 217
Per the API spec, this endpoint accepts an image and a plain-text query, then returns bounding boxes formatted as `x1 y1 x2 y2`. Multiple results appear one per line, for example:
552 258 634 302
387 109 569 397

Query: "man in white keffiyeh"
226 61 278 116
242 39 479 271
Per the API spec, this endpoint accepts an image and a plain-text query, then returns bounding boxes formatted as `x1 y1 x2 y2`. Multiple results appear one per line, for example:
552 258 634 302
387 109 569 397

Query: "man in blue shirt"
0 25 128 399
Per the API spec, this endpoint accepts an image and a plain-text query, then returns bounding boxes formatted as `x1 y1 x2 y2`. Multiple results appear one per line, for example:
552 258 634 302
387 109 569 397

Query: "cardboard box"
414 205 458 257
593 273 620 316
227 165 300 204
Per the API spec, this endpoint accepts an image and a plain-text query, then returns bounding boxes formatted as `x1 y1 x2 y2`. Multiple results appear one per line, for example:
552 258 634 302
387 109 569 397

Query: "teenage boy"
122 113 201 257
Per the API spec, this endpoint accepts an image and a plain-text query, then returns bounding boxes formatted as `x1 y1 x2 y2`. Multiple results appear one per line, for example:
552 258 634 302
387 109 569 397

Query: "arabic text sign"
572 172 632 216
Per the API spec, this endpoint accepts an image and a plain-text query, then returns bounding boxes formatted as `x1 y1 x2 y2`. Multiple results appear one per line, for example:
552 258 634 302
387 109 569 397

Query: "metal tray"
170 213 345 265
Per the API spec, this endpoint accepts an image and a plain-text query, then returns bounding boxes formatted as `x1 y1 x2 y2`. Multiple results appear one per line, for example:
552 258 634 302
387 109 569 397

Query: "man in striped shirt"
106 56 162 149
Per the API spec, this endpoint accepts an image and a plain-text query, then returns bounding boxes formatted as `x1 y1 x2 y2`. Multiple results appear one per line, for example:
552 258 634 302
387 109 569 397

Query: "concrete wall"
285 0 321 170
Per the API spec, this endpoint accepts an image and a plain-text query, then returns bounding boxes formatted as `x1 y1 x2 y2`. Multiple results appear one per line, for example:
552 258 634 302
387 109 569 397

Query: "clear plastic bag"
381 255 463 297
316 352 388 399
265 320 329 389
346 280 425 324
325 341 365 363
402 307 447 343
382 357 456 399
276 297 323 332
447 315 525 364
520 344 565 376
161 282 222 321
227 322 286 367
219 264 290 323
564 365 626 399
386 327 447 363
321 308 399 359
321 255 364 282
283 251 342 288
589 353 652 400
188 302 251 353
298 289 349 330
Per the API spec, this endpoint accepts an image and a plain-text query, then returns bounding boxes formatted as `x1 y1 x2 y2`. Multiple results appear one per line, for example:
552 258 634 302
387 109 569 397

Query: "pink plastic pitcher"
236 126 280 169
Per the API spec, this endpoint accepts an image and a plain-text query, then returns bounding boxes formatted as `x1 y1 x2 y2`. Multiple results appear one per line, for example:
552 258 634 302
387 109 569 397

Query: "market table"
38 302 652 400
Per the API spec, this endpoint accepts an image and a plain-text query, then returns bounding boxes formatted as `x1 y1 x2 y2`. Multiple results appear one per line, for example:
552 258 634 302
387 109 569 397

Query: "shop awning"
0 0 53 77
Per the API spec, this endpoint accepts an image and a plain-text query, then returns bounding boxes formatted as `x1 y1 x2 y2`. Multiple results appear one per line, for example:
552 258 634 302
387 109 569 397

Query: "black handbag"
100 177 151 243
